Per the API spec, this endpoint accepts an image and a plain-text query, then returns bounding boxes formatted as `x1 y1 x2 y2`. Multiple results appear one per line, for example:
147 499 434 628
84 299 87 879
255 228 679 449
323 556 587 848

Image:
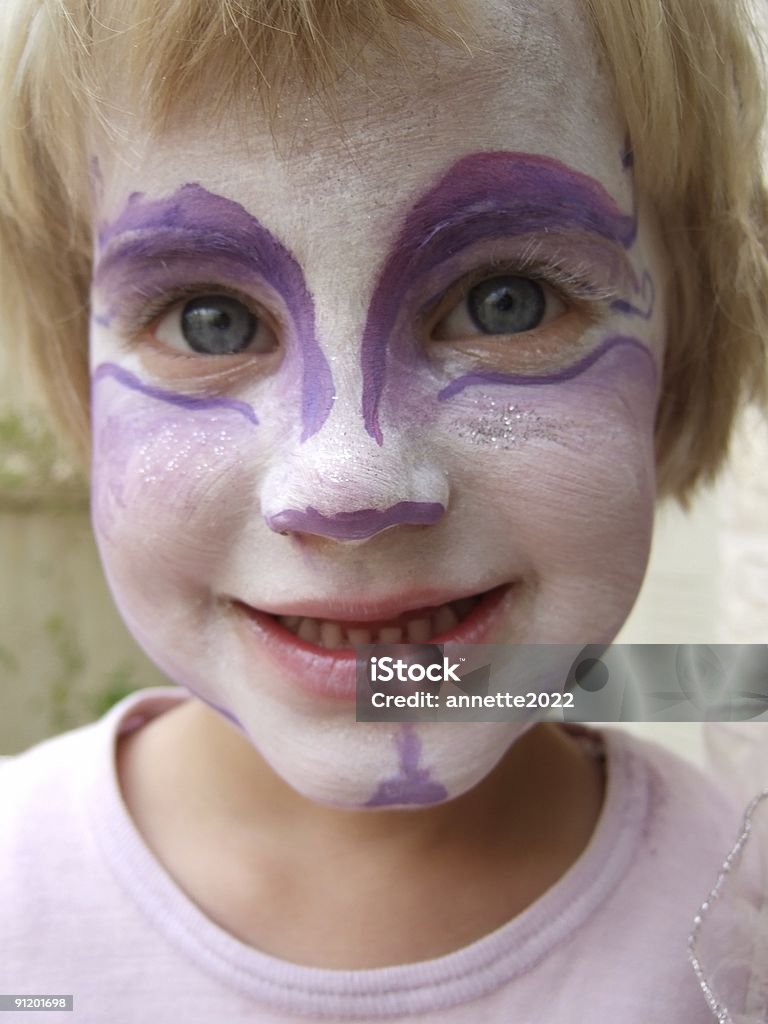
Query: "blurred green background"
0 402 166 754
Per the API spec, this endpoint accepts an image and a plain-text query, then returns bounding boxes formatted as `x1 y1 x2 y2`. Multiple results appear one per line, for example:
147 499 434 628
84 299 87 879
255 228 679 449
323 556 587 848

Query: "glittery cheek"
454 335 653 444
89 358 281 737
90 368 258 643
434 335 659 637
361 151 639 445
455 397 573 450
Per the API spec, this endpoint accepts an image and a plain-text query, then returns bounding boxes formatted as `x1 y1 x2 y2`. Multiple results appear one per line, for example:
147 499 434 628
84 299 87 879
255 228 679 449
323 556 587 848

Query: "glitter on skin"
361 151 642 444
437 335 655 402
457 398 577 451
87 0 669 809
90 368 252 545
445 331 656 459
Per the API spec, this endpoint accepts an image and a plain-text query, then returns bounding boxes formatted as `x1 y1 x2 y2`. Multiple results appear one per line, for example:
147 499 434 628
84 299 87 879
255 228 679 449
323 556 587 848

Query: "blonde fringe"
585 0 768 501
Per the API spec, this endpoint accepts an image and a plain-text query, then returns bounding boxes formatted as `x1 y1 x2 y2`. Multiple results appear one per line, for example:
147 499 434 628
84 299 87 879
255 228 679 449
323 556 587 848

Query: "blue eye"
432 273 567 342
152 294 279 356
180 295 260 354
467 276 545 334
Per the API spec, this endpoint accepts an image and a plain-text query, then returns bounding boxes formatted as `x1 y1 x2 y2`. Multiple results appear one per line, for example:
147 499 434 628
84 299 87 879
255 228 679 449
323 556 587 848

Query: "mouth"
230 584 513 699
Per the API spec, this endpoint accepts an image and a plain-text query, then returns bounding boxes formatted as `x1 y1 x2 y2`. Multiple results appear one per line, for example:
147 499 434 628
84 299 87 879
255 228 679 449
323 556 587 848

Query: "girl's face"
89 0 666 807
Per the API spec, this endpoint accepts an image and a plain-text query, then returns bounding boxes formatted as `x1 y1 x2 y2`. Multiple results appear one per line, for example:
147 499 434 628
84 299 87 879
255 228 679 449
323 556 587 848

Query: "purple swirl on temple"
361 151 640 443
94 183 334 440
611 270 655 320
265 502 446 540
366 727 448 807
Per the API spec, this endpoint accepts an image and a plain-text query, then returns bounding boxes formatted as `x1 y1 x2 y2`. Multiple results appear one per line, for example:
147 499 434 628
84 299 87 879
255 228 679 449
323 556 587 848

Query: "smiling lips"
234 585 510 651
231 585 513 699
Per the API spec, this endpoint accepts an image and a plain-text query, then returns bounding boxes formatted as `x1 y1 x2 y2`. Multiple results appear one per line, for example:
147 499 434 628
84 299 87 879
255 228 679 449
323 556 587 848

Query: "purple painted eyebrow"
94 183 333 441
265 502 445 540
361 151 638 443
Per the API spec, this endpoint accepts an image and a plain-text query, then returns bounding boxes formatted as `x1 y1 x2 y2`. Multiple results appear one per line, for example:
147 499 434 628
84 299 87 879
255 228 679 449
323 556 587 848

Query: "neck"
118 698 605 967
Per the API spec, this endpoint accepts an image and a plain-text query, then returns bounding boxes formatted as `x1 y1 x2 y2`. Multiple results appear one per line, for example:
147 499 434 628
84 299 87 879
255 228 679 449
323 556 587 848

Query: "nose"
260 421 449 542
266 501 445 540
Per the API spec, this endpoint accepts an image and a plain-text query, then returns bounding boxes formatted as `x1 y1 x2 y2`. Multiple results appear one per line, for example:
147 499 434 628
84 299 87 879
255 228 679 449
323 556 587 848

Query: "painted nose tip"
265 501 446 540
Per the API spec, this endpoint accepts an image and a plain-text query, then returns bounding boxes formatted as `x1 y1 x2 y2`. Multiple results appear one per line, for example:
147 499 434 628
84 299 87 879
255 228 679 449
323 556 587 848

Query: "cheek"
434 337 658 632
91 372 259 613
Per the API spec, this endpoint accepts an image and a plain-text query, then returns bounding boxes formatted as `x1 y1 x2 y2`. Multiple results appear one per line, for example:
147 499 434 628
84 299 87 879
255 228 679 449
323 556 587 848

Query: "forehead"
94 0 627 286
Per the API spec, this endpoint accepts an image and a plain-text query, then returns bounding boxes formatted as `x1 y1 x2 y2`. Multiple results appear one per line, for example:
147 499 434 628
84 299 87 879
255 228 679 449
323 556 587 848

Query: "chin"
229 707 534 811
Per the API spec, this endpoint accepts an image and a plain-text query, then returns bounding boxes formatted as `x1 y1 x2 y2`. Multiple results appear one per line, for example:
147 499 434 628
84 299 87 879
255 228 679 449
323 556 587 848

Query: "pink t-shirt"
0 689 753 1022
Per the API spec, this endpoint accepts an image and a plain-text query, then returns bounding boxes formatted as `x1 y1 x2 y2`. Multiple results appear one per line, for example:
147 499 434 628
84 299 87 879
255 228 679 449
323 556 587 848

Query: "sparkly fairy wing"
689 724 768 1023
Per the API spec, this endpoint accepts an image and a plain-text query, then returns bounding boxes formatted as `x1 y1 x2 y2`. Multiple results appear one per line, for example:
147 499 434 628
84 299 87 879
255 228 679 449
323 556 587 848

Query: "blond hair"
0 0 766 502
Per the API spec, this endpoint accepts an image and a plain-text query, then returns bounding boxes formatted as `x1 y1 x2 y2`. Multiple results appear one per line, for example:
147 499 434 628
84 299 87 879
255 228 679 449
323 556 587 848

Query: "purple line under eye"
362 151 639 441
93 183 335 439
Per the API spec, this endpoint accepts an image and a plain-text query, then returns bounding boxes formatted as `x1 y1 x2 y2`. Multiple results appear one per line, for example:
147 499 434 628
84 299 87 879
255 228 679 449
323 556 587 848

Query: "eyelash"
111 282 267 343
431 251 617 319
109 252 615 345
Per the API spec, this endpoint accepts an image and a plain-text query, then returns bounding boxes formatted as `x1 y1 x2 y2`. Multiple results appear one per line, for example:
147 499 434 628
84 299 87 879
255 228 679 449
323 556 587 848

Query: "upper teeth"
277 597 478 649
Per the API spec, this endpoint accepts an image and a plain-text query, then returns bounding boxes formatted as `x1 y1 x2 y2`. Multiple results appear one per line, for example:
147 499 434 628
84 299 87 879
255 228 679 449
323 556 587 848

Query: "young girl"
1 0 767 1020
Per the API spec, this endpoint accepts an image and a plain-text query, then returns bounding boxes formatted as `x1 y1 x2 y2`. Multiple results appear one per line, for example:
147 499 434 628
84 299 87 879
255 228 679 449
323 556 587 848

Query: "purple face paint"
94 183 334 440
365 726 448 807
93 362 260 425
88 92 664 814
265 501 446 540
361 151 640 443
611 270 655 320
437 335 656 402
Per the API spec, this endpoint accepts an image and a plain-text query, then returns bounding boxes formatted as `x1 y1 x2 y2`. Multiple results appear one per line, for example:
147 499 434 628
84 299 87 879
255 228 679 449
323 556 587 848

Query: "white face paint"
89 0 667 807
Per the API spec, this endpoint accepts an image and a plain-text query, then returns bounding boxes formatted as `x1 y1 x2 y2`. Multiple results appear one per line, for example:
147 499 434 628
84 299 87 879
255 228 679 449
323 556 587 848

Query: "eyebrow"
362 150 638 443
408 155 636 254
94 183 304 295
93 183 334 441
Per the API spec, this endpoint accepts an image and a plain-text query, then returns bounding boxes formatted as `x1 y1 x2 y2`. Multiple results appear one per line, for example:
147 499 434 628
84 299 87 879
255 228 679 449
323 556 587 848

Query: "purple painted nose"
265 501 446 540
